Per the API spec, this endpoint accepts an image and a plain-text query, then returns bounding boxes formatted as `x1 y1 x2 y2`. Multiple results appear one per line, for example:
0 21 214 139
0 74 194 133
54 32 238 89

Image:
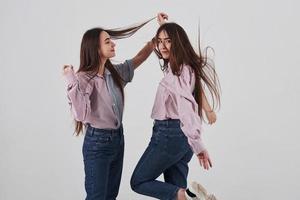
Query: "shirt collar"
96 67 111 78
104 67 111 75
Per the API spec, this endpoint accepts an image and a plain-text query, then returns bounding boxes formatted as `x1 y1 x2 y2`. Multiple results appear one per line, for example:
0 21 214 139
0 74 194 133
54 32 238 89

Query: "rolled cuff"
188 138 206 155
126 59 135 82
64 71 77 87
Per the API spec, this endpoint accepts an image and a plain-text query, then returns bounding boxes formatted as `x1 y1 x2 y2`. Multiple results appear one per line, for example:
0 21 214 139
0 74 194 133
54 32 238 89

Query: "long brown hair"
74 18 154 135
154 22 221 119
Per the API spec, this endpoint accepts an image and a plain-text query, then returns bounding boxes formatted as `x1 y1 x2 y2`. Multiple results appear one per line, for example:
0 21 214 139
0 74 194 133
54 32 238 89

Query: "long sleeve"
65 71 94 122
159 65 205 155
178 96 205 155
177 66 205 155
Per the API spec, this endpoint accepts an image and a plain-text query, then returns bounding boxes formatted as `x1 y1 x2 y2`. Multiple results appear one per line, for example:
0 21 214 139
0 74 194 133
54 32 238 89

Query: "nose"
159 42 167 50
111 41 116 47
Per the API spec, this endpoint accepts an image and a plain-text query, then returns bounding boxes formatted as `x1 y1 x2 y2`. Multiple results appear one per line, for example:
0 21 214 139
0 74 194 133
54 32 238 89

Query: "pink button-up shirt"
151 64 205 155
65 60 134 129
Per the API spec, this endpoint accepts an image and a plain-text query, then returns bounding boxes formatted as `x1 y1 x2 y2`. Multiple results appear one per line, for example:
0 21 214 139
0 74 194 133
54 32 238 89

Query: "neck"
98 58 107 76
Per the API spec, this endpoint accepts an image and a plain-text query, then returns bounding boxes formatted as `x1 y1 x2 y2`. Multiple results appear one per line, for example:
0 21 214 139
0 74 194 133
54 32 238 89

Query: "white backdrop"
1 0 300 199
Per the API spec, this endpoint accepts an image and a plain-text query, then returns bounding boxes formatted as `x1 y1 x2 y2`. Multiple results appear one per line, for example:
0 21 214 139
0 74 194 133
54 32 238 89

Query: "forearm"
65 71 92 121
68 87 91 122
132 39 155 69
201 91 212 112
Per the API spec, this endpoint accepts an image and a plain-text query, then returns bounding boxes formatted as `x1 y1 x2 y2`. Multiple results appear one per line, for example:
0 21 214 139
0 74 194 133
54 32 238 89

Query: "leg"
82 131 115 200
131 125 191 200
106 134 125 200
83 147 111 200
131 144 181 199
163 148 193 188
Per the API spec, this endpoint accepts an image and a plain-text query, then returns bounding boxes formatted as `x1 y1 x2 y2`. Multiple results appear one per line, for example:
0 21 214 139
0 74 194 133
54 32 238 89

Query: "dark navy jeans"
82 124 124 200
130 119 193 200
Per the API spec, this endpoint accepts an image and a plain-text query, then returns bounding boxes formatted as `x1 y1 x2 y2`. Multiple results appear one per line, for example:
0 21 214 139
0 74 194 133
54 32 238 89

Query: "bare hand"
205 110 217 124
157 12 168 26
197 149 212 170
62 64 74 75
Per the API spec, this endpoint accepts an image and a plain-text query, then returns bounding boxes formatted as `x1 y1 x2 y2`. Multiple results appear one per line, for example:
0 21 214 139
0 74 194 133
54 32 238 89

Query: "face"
157 30 171 59
99 31 116 59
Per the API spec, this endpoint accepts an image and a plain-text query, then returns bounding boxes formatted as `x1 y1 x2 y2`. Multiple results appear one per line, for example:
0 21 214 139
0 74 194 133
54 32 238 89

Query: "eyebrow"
158 37 171 40
104 37 110 41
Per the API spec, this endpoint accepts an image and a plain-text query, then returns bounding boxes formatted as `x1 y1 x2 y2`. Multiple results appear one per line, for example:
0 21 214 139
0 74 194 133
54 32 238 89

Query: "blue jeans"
130 119 193 200
82 124 124 200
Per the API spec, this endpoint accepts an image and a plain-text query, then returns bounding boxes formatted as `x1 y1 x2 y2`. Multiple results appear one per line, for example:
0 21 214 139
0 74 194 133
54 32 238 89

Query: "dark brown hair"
74 18 154 135
154 22 221 119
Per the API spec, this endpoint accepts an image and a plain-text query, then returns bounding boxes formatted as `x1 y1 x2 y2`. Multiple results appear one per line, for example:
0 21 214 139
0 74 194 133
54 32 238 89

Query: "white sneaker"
189 181 218 200
206 194 217 200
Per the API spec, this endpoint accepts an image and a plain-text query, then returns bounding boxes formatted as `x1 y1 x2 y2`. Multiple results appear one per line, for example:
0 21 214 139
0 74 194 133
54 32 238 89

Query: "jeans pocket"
96 135 112 144
151 125 163 146
163 131 187 156
83 133 113 153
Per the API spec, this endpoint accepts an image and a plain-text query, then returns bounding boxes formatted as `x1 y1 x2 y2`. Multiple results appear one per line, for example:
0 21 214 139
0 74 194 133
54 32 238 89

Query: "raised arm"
132 12 169 69
132 40 155 69
63 65 94 122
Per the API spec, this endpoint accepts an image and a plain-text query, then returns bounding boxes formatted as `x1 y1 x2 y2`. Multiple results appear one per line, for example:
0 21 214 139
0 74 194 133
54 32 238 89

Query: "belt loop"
90 125 95 136
119 124 123 135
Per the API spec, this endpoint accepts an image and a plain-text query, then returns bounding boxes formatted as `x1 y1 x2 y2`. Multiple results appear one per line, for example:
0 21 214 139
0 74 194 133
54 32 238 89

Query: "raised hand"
157 12 168 26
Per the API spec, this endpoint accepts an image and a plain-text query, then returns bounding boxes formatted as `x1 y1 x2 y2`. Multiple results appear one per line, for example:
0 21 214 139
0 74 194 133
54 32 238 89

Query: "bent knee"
130 174 141 191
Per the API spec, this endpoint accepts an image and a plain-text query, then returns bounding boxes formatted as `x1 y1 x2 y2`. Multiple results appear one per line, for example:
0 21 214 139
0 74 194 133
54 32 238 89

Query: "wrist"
197 149 207 156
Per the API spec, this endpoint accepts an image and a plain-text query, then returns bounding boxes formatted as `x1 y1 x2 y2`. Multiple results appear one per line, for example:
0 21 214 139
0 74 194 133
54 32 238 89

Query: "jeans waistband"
154 119 181 128
86 124 123 136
